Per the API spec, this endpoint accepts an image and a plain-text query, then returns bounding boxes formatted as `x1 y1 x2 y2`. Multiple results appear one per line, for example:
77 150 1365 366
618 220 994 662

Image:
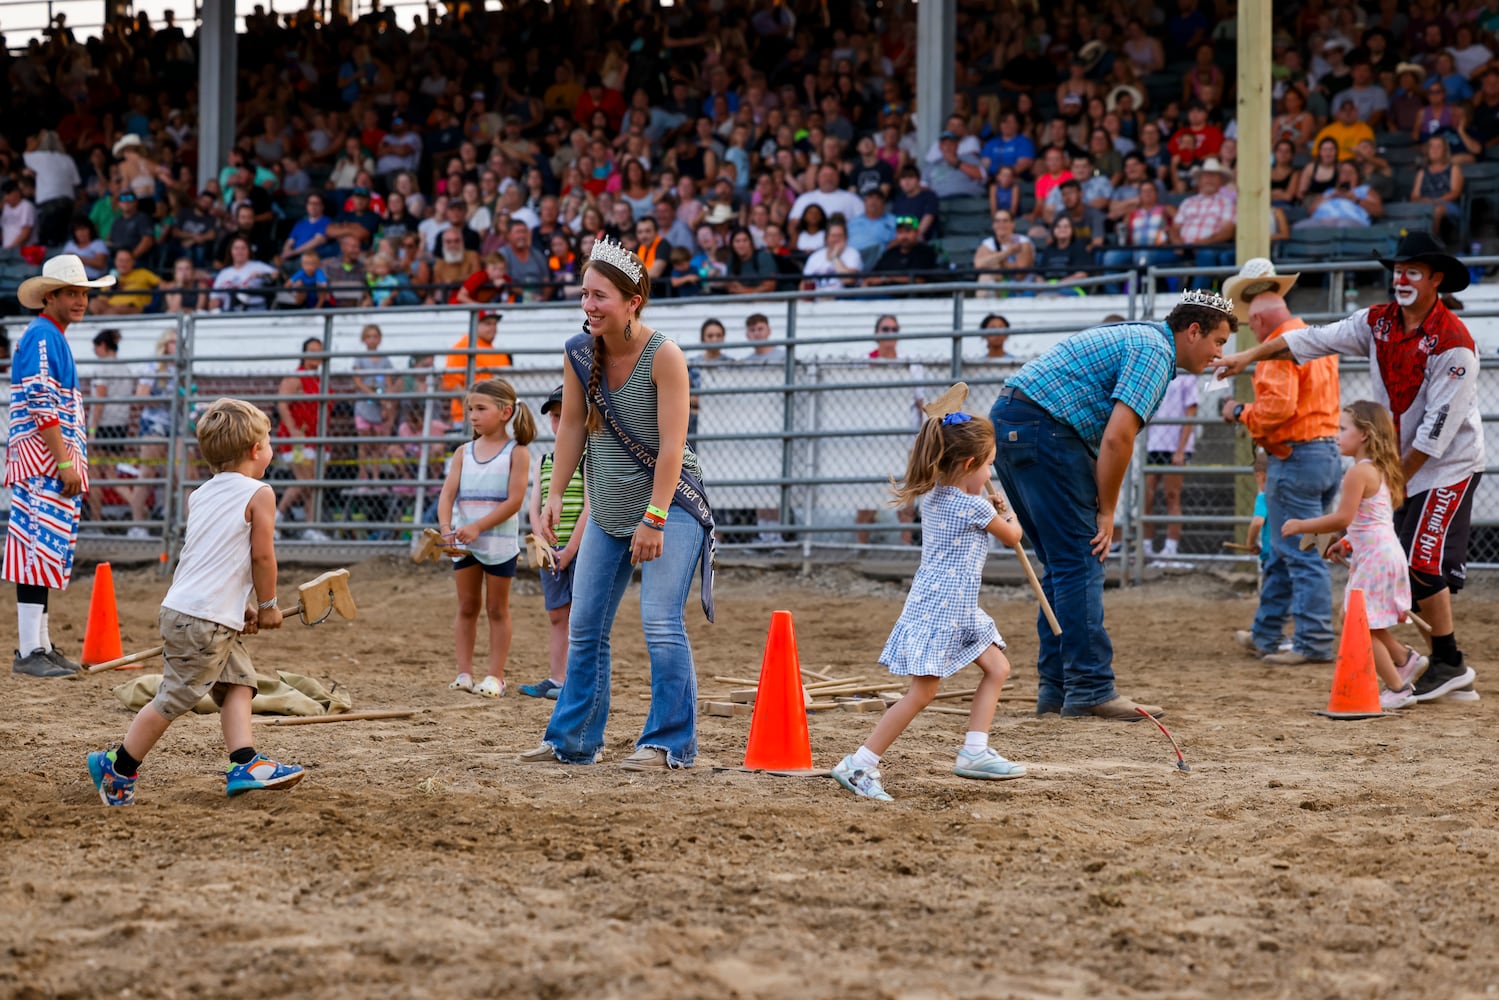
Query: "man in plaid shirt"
991 295 1236 721
1173 158 1237 288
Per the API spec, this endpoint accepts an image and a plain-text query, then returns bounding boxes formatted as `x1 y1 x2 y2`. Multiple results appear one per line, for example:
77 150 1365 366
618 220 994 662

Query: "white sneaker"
830 754 893 801
302 527 331 541
126 526 151 540
448 672 475 692
1438 683 1480 702
475 676 505 698
1380 686 1417 710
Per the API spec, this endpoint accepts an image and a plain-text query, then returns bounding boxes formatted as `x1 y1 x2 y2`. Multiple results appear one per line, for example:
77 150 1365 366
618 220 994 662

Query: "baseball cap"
895 215 918 229
541 384 564 414
939 129 959 141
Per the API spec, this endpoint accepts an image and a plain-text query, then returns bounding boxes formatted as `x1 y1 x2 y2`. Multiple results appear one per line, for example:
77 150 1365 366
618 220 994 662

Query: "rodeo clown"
6 254 114 677
1218 230 1484 704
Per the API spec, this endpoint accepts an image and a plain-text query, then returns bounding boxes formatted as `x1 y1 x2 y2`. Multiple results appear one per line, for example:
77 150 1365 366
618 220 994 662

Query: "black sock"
113 746 141 776
1431 633 1461 666
228 747 257 766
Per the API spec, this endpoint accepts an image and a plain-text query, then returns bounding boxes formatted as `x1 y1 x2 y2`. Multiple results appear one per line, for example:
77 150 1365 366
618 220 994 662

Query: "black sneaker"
43 646 80 673
12 648 73 678
1412 659 1478 702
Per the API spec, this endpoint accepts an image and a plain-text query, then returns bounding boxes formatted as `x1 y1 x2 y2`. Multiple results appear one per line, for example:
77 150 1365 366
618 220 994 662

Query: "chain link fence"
12 271 1499 579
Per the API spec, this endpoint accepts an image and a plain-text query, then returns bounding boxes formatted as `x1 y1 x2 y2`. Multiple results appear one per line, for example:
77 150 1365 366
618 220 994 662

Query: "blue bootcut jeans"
991 396 1119 713
1252 440 1340 659
542 514 706 766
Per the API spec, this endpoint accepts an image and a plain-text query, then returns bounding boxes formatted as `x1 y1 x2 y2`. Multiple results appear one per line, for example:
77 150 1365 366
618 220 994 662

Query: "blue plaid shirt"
1006 321 1176 449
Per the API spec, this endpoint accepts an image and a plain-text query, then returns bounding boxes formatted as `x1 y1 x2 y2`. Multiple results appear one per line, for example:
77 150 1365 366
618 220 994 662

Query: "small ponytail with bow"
891 409 997 506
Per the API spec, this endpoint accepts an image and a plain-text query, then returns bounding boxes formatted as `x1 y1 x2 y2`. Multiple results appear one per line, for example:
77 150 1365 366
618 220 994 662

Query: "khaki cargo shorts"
150 608 258 720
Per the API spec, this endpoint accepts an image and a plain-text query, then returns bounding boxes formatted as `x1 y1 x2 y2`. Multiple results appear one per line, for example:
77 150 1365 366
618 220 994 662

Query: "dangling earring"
582 318 592 336
624 319 633 342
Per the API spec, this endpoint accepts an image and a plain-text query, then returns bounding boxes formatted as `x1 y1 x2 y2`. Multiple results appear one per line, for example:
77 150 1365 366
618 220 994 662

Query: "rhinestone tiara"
1177 288 1235 315
588 235 644 284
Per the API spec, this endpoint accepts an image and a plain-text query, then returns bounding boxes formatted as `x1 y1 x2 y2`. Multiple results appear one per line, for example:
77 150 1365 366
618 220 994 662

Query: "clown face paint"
1392 263 1431 307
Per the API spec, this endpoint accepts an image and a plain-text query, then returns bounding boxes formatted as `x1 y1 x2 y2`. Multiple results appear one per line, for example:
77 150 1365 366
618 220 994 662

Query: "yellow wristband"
55 460 74 469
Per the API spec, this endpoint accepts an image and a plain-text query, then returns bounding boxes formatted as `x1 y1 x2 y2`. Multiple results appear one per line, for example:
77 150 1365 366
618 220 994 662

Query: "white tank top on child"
453 439 520 564
162 472 268 631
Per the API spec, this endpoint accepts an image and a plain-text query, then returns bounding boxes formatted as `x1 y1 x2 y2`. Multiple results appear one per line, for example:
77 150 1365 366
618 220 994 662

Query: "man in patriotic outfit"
7 254 113 677
1218 232 1485 704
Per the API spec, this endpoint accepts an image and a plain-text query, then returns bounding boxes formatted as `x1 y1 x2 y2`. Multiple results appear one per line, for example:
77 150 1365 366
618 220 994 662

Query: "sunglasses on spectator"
878 325 900 333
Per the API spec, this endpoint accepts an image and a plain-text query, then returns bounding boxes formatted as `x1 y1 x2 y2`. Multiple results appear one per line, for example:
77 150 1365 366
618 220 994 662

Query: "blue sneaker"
830 754 894 801
87 748 137 806
225 754 304 797
519 678 562 699
954 747 1027 780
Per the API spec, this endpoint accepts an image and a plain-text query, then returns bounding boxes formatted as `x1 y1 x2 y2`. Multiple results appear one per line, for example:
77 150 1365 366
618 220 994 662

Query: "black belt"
1287 436 1336 447
997 384 1038 406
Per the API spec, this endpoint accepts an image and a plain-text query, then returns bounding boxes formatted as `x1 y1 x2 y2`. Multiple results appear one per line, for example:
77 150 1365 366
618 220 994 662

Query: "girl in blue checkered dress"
831 411 1029 802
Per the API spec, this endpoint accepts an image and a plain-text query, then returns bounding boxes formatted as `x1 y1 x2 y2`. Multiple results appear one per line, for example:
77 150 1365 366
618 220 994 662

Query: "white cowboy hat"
1195 156 1233 177
1222 258 1300 322
18 254 116 310
111 133 145 157
1106 84 1144 112
704 203 736 225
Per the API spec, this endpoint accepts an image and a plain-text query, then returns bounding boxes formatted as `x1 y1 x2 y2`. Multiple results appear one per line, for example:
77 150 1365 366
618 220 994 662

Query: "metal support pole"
313 314 333 533
164 313 194 574
1144 267 1158 319
196 0 237 190
1126 268 1138 321
949 289 964 380
915 0 956 163
801 362 820 575
779 298 797 540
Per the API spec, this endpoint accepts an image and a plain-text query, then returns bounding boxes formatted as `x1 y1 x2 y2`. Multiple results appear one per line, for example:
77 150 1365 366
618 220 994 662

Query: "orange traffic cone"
743 611 814 770
1315 588 1387 719
81 562 125 667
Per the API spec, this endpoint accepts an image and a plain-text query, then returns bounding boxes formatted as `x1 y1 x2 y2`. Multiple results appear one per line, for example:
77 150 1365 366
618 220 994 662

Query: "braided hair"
579 257 651 434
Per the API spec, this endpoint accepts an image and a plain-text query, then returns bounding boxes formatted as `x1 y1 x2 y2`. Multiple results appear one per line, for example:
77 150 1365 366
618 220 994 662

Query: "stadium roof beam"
197 0 237 192
915 0 955 166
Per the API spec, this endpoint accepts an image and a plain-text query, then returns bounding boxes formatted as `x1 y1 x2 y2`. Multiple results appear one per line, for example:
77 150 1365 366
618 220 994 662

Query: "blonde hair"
467 378 537 446
197 398 271 471
580 257 651 434
1345 400 1405 507
890 414 996 506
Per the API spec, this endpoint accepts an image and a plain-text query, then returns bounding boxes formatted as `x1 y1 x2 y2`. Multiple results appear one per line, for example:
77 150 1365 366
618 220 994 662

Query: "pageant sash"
565 332 716 621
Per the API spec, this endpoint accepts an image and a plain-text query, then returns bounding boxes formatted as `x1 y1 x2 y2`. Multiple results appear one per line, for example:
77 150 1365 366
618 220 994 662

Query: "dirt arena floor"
3 557 1499 999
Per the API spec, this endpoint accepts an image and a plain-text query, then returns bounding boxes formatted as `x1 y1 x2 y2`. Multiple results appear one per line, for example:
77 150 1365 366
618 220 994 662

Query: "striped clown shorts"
2 476 82 590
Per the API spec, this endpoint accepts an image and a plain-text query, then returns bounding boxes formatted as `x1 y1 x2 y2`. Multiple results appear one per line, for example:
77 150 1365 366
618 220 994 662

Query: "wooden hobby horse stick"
924 382 1062 636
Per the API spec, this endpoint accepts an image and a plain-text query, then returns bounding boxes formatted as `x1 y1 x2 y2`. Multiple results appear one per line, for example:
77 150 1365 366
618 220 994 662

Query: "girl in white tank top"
437 379 537 698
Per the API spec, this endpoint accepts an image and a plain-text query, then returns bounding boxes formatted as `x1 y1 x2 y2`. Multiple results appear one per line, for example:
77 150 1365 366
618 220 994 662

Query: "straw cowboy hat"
111 134 146 157
1223 258 1300 322
1377 230 1469 293
18 254 116 310
1194 156 1233 178
1078 41 1107 69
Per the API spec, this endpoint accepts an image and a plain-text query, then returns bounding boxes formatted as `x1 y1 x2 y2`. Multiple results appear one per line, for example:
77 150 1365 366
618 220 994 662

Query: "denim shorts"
540 559 576 610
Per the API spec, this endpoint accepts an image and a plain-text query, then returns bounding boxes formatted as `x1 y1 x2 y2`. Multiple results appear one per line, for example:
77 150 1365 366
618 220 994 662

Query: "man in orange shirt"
443 312 511 421
1220 262 1341 665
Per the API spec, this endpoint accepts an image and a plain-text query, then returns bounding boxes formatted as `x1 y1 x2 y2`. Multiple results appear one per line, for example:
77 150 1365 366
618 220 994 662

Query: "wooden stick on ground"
258 703 493 726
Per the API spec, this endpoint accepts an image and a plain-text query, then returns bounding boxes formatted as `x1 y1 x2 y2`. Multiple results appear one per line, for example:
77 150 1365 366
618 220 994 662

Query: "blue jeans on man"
543 514 706 766
1188 247 1237 288
992 395 1119 713
1251 440 1340 659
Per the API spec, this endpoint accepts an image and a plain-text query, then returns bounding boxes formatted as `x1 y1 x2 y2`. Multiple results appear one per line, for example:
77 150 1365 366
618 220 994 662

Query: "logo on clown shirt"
1448 366 1467 379
1420 333 1440 353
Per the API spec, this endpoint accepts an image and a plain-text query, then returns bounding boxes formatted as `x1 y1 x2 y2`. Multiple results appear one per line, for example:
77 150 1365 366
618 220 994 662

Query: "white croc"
476 676 505 698
448 673 475 692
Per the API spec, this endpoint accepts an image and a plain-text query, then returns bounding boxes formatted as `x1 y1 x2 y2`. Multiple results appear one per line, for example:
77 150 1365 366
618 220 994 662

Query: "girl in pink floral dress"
1283 401 1422 710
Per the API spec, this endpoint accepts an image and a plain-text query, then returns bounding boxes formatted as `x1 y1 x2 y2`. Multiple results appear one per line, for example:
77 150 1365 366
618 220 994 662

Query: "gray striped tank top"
587 330 704 538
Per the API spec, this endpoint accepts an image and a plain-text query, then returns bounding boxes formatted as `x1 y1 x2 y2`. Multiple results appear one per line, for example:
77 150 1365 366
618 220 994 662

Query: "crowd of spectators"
2 0 1499 312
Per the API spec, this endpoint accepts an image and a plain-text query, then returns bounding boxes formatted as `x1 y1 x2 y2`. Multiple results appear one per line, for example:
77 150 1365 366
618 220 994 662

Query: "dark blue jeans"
1251 440 1340 658
991 396 1118 712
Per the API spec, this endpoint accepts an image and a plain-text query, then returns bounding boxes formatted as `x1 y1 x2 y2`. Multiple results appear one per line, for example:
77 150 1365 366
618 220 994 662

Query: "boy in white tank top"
87 398 304 806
